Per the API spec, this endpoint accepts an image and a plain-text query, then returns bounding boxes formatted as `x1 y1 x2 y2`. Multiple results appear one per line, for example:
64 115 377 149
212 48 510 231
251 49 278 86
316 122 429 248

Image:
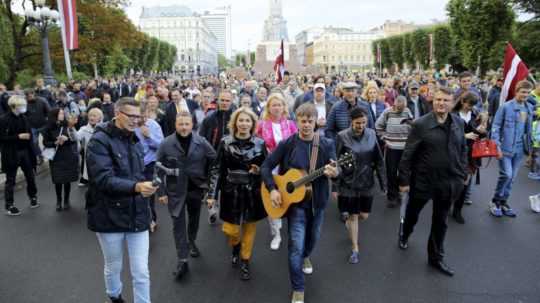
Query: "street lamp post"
25 0 60 86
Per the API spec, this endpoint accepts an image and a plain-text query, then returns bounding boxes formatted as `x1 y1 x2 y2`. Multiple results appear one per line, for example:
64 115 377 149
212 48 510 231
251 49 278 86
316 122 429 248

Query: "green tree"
402 33 415 67
218 54 230 70
433 25 452 70
379 39 392 69
388 35 404 70
102 43 131 76
411 28 430 69
513 21 540 69
447 0 515 75
0 6 14 84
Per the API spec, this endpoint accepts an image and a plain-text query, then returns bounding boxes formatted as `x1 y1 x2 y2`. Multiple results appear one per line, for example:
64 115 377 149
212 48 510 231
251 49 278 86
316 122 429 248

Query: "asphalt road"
0 162 539 303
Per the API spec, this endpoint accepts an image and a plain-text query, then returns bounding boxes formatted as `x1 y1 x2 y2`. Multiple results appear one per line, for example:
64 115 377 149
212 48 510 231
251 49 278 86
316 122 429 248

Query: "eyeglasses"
219 99 232 102
119 111 142 121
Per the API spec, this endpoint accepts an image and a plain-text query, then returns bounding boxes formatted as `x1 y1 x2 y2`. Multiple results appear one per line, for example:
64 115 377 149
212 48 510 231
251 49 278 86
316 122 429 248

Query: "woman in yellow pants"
207 107 268 280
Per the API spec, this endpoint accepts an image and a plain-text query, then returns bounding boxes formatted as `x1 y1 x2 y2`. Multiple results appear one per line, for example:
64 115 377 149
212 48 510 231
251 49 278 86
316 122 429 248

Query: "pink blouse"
256 118 298 153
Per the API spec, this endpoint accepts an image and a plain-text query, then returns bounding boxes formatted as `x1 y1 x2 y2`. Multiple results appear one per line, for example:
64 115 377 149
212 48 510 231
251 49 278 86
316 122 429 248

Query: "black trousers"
402 186 460 262
4 151 37 209
172 187 204 261
385 148 403 201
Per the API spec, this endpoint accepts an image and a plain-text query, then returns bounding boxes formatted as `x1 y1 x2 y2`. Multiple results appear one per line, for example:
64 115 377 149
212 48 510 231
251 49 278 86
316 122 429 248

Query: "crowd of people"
1 70 539 303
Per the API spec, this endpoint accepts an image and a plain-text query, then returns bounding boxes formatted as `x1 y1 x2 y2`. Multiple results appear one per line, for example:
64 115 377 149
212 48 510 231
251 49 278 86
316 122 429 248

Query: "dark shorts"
338 196 373 214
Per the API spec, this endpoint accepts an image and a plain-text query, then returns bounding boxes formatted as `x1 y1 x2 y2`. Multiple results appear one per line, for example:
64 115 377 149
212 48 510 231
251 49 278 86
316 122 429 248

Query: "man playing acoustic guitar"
261 103 339 303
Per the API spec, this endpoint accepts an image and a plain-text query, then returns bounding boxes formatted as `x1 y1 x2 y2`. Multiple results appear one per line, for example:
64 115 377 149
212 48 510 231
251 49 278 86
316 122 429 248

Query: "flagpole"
58 0 73 80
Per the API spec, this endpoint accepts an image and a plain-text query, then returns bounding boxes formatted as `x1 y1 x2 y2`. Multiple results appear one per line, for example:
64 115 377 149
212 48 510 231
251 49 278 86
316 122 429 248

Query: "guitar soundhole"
286 182 295 194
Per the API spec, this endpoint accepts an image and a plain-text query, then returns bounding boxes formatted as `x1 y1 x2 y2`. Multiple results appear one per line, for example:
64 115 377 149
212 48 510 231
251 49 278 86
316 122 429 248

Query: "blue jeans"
493 152 525 203
287 206 325 292
96 231 150 303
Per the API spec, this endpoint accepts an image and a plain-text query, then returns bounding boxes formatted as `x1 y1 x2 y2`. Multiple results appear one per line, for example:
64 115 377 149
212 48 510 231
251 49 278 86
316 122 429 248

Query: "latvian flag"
58 0 79 50
274 40 285 84
500 43 529 105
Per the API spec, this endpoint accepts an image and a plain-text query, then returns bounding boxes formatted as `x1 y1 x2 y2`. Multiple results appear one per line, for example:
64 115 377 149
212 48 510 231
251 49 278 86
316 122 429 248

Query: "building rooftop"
141 5 194 18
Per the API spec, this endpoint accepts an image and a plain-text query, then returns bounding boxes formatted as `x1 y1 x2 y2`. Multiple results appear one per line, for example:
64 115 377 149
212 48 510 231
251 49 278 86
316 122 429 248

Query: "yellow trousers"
222 221 257 260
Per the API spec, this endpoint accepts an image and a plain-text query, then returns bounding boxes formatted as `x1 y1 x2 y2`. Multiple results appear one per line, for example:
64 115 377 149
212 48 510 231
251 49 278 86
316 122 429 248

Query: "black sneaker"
6 206 21 216
63 201 71 211
189 242 201 258
30 197 40 209
109 295 125 303
232 244 241 267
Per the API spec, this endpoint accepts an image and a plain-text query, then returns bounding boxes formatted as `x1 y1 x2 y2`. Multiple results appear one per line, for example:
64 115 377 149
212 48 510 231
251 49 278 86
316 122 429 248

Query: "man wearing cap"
407 81 429 120
326 81 375 140
296 83 334 133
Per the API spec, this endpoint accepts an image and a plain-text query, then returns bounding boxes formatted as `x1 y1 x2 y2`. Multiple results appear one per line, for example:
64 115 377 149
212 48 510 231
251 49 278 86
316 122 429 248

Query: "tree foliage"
388 35 404 69
0 0 177 87
411 28 430 69
447 0 514 75
432 25 452 70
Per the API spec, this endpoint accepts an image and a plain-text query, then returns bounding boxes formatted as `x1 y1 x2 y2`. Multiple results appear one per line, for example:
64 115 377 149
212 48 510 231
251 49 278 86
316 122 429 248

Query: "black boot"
240 259 251 281
452 209 465 224
63 199 71 211
174 261 189 280
109 295 125 303
56 199 62 212
189 241 200 258
231 244 241 267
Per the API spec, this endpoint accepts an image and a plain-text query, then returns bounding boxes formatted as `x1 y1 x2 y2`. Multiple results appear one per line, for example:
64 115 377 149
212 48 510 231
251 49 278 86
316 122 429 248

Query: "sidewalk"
0 162 50 199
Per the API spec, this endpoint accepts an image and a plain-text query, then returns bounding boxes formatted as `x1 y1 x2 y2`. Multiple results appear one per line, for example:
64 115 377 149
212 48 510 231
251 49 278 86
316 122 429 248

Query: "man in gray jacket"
156 111 216 280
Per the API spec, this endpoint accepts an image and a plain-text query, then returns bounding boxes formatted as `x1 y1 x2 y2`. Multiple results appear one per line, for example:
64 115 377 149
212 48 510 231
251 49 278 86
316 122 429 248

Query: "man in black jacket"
163 88 199 136
0 96 39 216
25 88 49 163
398 87 468 277
156 111 216 280
198 90 234 150
406 81 430 120
86 97 157 303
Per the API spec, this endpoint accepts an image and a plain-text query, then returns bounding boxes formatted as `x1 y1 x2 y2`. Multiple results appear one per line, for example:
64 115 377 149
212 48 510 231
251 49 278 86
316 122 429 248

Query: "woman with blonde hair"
77 108 103 186
256 93 297 250
361 84 386 121
207 107 267 281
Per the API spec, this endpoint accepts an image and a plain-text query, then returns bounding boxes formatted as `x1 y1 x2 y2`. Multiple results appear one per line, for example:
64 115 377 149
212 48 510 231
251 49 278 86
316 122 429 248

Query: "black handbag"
226 169 251 185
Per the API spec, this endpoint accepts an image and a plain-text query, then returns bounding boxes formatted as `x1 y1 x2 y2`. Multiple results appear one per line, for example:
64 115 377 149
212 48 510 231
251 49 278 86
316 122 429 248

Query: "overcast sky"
125 0 451 51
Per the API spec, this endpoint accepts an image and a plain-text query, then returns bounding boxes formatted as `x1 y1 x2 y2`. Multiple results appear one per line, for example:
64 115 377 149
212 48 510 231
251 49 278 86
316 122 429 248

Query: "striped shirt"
375 108 413 150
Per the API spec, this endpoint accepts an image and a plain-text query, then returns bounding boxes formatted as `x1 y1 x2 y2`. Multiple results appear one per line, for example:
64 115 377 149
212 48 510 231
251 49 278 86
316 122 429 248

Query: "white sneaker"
529 195 540 213
302 258 313 275
270 235 281 250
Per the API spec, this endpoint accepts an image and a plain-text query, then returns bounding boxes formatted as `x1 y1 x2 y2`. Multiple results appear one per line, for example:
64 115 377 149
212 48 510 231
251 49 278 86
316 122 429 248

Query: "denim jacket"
491 99 533 156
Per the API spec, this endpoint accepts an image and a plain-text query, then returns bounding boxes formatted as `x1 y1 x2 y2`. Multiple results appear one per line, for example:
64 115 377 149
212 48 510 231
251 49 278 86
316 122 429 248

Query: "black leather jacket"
336 128 386 195
208 135 267 224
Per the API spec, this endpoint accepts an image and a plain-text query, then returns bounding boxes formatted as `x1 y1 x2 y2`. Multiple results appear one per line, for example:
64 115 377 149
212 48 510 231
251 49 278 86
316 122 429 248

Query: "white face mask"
15 106 27 115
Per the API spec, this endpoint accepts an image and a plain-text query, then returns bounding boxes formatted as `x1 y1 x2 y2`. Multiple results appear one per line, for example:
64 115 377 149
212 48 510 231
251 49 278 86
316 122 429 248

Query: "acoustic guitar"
261 153 354 219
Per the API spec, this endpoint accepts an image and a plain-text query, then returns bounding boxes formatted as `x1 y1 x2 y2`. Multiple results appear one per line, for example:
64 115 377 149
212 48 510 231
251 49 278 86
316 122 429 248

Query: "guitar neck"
293 167 326 188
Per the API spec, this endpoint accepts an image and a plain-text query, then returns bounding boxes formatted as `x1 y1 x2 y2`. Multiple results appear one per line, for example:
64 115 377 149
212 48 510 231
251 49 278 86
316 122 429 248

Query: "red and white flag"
58 0 79 50
274 40 285 84
500 43 529 105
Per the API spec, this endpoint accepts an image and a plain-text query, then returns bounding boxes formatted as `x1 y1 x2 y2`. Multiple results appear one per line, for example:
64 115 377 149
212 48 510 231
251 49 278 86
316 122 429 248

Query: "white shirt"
459 111 472 123
271 122 283 175
370 102 377 117
315 100 326 120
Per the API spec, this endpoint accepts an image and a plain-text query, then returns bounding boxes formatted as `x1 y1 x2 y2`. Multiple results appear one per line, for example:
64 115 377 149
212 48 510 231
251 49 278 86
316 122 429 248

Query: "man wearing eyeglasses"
86 97 157 303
